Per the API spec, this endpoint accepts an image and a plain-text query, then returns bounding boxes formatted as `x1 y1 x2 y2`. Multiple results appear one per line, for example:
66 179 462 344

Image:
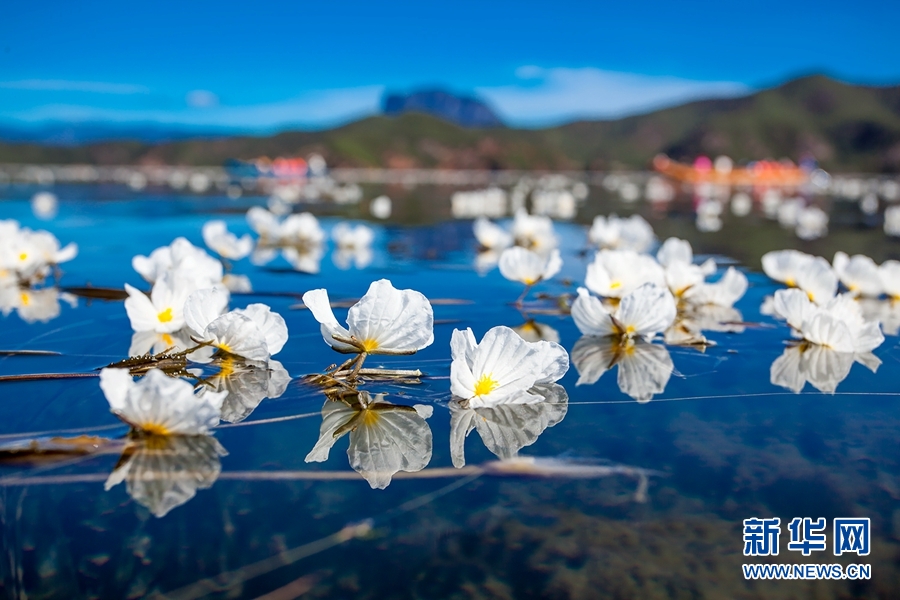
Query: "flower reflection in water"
306 391 433 489
770 342 880 394
200 356 291 423
571 336 673 403
105 434 227 518
449 383 568 467
512 319 561 343
0 285 77 323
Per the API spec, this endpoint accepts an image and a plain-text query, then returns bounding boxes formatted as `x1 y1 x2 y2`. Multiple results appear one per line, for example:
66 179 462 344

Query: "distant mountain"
1 76 900 172
382 89 503 128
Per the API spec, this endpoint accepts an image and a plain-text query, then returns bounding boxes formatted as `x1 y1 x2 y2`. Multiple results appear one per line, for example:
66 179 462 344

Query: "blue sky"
1 0 899 131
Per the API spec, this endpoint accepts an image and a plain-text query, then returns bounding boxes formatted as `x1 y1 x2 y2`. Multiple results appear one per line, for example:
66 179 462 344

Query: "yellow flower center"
217 356 236 379
362 409 380 426
625 325 636 335
18 252 27 262
523 277 537 285
161 333 174 346
807 291 815 302
360 338 379 352
20 292 30 306
157 307 174 323
785 278 796 287
217 342 233 354
609 281 622 290
141 423 170 436
473 373 499 397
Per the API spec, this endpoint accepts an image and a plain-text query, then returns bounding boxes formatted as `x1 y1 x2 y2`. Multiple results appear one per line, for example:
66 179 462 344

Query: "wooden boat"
653 154 808 187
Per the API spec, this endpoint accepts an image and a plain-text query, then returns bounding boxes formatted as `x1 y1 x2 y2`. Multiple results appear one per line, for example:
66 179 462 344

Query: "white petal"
183 287 230 336
301 288 354 350
123 284 160 333
235 304 288 356
615 283 677 339
99 367 135 412
206 313 270 361
346 279 434 353
570 287 616 337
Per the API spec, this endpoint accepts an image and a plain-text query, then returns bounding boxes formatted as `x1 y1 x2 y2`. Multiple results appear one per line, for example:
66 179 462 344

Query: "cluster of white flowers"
126 236 288 362
247 207 375 272
763 249 900 304
0 220 79 322
588 214 655 252
0 219 77 286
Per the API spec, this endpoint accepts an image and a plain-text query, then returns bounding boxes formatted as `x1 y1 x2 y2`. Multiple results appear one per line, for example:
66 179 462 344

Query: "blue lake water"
1 184 899 598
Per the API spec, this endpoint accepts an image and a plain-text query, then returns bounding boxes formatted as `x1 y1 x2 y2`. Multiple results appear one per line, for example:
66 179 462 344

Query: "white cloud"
5 86 384 131
185 90 219 108
477 67 751 126
0 79 150 94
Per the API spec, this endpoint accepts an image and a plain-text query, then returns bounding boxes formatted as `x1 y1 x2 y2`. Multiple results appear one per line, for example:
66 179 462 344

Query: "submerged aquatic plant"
99 368 226 436
450 325 568 408
302 279 434 376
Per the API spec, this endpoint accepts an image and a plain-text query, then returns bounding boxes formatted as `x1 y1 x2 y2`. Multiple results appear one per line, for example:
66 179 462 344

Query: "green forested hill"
1 75 899 172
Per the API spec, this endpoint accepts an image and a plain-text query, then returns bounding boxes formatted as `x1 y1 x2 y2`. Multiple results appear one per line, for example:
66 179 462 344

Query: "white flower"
302 279 434 355
222 273 253 293
571 283 676 341
202 220 253 260
450 326 569 408
305 393 433 489
184 287 288 362
105 434 226 518
473 217 513 250
99 368 226 435
833 252 882 297
795 206 828 240
449 383 568 467
129 329 196 357
133 237 223 290
332 223 374 270
885 205 900 237
511 209 557 251
656 237 717 297
247 207 325 246
879 260 900 300
498 247 561 286
771 288 884 353
584 249 665 298
571 336 673 402
761 250 836 304
31 191 58 220
123 274 195 333
681 267 748 308
0 223 77 283
332 222 374 249
588 214 654 252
